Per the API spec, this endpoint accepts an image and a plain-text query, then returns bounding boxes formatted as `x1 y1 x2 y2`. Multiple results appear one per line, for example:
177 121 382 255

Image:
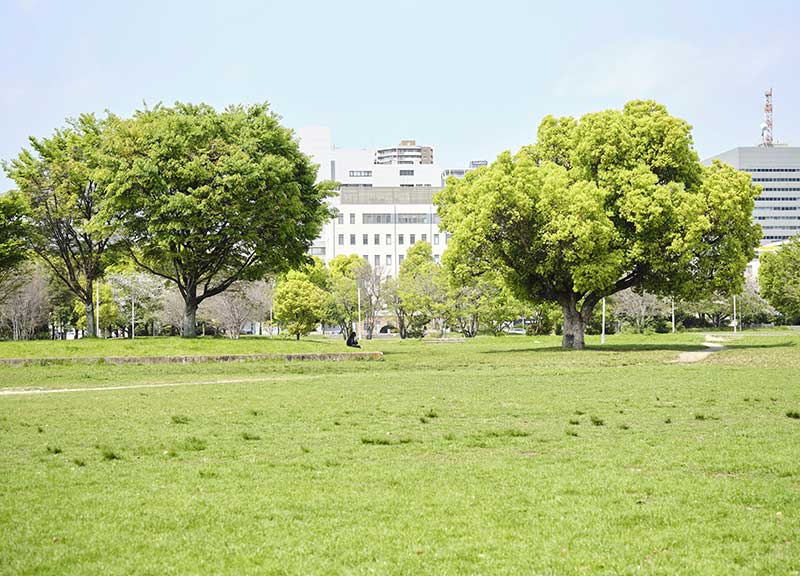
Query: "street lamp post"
601 297 606 345
130 278 135 340
357 281 362 340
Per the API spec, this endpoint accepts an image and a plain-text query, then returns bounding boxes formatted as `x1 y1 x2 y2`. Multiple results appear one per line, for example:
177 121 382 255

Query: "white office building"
706 146 800 245
298 127 482 277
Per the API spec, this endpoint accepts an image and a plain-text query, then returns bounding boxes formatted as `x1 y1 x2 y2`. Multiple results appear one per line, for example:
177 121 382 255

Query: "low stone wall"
0 351 383 367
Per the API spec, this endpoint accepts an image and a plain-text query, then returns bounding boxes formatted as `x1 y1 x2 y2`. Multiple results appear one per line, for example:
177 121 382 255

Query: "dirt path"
675 335 729 363
0 374 318 397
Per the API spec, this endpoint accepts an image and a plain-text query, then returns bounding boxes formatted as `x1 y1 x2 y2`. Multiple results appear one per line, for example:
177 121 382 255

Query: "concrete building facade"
375 140 434 165
706 146 800 245
297 127 480 277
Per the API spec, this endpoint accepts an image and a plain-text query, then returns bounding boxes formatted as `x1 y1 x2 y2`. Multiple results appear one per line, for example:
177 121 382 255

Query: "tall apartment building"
375 140 434 165
297 127 482 277
705 146 800 245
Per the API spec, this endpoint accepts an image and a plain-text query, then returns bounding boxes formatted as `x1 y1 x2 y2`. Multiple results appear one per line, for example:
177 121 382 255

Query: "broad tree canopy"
435 100 761 349
0 192 28 279
759 238 800 323
104 102 334 337
4 115 119 337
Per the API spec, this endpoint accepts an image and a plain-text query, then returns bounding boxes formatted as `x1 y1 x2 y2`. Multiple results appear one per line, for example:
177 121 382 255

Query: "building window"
386 254 392 266
410 234 416 245
337 212 344 225
374 234 380 245
363 255 369 262
350 234 356 245
363 234 369 245
434 254 440 264
397 213 428 224
421 234 427 242
433 234 439 245
400 184 414 187
338 234 344 246
398 234 404 245
374 255 380 267
350 213 356 225
363 213 393 224
310 247 326 256
349 170 372 177
399 254 405 265
400 169 414 176
386 234 392 245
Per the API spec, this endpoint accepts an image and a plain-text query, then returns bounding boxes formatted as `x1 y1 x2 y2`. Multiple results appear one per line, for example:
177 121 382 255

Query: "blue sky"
1 0 798 191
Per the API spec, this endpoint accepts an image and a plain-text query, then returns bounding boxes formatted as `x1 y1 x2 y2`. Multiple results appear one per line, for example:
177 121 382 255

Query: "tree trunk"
296 332 300 341
179 281 199 338
85 298 97 338
561 296 596 350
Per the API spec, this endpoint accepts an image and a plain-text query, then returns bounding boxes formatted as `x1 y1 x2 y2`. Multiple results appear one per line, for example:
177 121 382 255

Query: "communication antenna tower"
761 88 774 147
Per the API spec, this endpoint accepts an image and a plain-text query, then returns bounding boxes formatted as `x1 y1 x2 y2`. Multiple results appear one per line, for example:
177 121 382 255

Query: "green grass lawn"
0 334 350 359
1 333 798 575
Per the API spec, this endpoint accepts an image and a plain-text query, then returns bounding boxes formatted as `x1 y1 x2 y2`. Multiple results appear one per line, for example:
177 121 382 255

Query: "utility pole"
357 281 363 340
95 281 100 338
671 299 676 334
601 298 606 345
130 278 135 340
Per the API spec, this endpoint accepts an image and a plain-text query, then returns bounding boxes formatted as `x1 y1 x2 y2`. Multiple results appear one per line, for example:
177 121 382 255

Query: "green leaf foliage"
759 238 800 322
0 192 28 276
397 242 447 338
435 100 761 348
103 102 334 336
4 114 120 337
327 254 368 340
273 271 328 339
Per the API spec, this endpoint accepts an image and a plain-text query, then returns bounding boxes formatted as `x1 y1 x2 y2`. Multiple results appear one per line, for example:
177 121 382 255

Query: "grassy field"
1 333 798 575
0 334 351 359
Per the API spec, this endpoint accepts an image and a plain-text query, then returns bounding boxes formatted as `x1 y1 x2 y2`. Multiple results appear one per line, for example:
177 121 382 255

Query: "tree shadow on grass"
481 341 795 354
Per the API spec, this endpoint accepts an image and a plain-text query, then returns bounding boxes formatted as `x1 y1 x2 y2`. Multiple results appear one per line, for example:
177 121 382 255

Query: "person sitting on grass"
346 331 361 348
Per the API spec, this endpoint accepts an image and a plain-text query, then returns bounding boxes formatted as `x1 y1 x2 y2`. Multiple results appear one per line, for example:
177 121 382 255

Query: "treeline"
0 103 333 338
1 238 789 341
3 99 800 343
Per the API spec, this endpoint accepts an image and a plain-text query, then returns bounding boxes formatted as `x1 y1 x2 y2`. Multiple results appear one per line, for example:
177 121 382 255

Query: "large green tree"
759 238 800 323
4 115 119 337
436 101 761 349
0 192 29 301
273 271 328 340
327 254 366 342
104 102 333 337
396 242 447 338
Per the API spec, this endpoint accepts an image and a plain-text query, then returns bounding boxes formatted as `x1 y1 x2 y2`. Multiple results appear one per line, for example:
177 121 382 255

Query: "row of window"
755 197 799 201
357 253 441 267
763 187 800 192
755 215 800 220
753 177 800 182
764 235 791 240
338 233 443 246
761 225 800 230
349 170 372 177
746 168 800 172
338 213 441 225
757 206 799 211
